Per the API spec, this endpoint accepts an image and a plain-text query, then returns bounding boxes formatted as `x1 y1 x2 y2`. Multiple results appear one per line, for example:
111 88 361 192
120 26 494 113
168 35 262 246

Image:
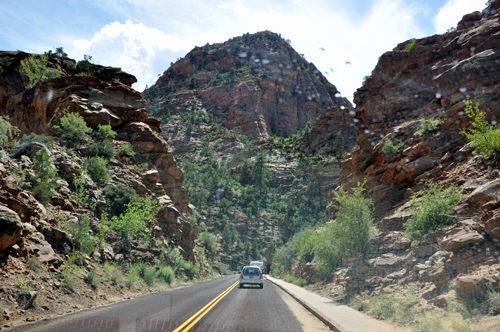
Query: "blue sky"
0 0 487 102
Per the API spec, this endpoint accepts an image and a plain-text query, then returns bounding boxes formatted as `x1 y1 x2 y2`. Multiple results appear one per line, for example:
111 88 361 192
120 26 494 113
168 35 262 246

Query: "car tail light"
259 273 263 279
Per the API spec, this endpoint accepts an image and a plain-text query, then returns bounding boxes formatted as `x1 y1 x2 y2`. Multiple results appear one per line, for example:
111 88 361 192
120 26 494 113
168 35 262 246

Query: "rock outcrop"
0 51 197 259
339 1 500 217
321 1 500 307
145 31 352 140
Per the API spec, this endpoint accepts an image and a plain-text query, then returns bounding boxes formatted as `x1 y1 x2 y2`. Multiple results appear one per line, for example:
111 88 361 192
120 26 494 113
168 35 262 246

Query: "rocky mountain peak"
146 30 352 140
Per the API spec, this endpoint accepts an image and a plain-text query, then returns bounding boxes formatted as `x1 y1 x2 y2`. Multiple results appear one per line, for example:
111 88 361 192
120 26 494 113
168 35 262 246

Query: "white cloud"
68 0 444 102
72 20 202 91
434 0 486 34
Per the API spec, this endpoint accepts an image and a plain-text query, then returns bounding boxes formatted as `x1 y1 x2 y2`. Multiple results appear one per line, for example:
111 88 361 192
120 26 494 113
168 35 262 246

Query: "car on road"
239 266 263 289
249 261 264 273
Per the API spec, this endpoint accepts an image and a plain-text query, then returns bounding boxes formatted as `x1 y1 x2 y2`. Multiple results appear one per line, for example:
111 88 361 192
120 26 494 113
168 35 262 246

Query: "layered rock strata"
0 52 197 259
146 31 352 140
340 1 500 217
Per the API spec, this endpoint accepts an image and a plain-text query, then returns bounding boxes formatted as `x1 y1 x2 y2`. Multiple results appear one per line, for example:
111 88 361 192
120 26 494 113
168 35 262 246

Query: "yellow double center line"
173 280 239 332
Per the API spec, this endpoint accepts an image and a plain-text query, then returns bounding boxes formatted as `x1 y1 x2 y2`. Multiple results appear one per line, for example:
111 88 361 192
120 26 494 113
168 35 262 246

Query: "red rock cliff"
0 51 197 257
340 1 500 215
145 31 352 140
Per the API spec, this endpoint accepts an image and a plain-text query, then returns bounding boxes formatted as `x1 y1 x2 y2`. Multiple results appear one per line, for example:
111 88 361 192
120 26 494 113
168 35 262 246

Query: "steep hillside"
144 30 352 140
274 2 500 330
341 2 500 216
0 52 214 327
142 31 357 269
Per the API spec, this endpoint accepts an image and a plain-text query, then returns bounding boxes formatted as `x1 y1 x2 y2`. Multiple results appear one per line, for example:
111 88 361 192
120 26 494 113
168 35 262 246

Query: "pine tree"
252 149 270 194
31 148 60 204
240 159 250 185
21 54 60 88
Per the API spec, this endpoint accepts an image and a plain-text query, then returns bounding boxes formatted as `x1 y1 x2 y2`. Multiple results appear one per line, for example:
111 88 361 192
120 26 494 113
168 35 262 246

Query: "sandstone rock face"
0 52 197 259
146 31 352 140
339 4 500 216
441 229 484 251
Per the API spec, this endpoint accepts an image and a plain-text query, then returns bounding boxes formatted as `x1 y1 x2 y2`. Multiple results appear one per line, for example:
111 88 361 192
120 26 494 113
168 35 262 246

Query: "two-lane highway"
9 275 315 332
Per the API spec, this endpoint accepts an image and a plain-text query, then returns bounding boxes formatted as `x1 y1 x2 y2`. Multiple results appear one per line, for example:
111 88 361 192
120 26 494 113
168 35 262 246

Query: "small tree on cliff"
252 149 270 194
21 54 60 88
0 116 19 151
101 197 160 244
460 95 500 159
51 107 92 146
31 148 60 204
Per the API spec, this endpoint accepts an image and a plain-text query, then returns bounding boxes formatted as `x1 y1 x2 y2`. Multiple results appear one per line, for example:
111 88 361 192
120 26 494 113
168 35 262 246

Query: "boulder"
0 206 22 251
453 275 490 302
441 229 484 251
377 214 410 232
485 213 500 239
454 179 500 215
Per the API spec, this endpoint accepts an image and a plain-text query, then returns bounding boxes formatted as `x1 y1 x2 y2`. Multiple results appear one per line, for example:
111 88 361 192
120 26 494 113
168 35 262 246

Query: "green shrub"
101 197 159 240
21 54 60 88
103 185 139 216
14 165 26 187
126 264 143 288
0 116 19 151
198 230 217 255
89 139 117 159
404 182 462 241
350 287 420 326
143 266 157 286
103 261 124 286
406 39 416 51
170 248 187 272
84 156 110 183
65 215 96 255
73 168 89 206
0 150 8 160
418 116 443 136
76 54 98 76
135 163 148 172
183 261 199 278
330 182 373 259
156 266 175 284
26 255 42 272
120 142 136 158
84 266 101 290
462 60 481 73
460 95 500 158
95 124 117 140
52 108 92 146
31 148 60 204
60 254 81 291
383 139 404 160
488 291 500 315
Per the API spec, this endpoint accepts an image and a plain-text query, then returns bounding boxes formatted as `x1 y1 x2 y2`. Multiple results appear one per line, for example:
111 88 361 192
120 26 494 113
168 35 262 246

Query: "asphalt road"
9 275 309 332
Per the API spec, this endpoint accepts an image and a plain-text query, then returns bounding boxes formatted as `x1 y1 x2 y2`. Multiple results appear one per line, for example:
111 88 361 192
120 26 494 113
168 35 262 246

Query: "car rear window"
242 267 260 275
